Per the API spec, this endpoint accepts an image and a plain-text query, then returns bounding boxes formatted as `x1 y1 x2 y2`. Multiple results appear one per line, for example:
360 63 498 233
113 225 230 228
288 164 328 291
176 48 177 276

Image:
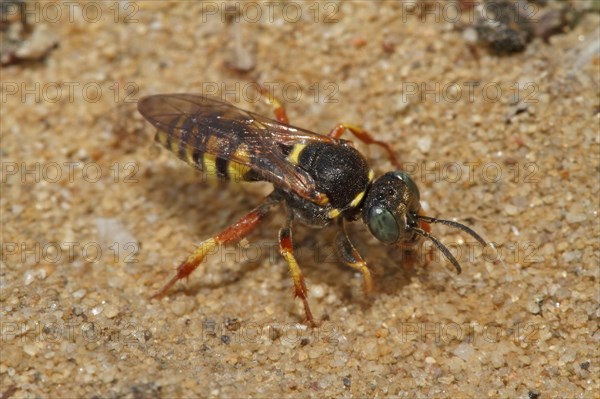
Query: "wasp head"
362 171 487 274
362 171 422 245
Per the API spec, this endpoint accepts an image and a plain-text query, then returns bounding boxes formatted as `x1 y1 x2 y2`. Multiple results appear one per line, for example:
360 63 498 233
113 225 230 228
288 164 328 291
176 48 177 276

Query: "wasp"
138 93 487 326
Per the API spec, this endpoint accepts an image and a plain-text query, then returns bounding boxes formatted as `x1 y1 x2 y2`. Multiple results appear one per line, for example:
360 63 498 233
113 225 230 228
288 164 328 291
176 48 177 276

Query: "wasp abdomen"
154 114 258 182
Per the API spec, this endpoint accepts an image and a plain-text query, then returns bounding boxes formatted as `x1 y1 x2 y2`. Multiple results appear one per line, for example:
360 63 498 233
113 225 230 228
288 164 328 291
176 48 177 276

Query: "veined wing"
137 93 336 204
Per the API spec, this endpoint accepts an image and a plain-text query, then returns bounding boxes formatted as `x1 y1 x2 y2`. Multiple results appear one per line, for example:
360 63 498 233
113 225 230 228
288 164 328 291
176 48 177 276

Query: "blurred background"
1 1 598 397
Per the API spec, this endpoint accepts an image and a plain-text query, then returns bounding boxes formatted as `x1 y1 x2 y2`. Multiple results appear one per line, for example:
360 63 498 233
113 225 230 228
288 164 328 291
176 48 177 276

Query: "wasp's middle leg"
278 211 316 327
328 123 399 169
258 86 289 124
151 195 280 299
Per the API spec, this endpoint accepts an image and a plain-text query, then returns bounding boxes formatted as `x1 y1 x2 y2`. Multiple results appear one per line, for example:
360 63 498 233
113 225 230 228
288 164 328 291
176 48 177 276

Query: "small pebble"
104 304 119 318
311 284 325 299
417 136 432 153
343 376 351 388
580 361 590 370
23 271 35 286
91 306 104 316
438 375 455 384
505 204 519 216
23 344 39 357
170 299 190 316
561 251 581 263
566 212 586 223
526 299 541 314
453 343 474 361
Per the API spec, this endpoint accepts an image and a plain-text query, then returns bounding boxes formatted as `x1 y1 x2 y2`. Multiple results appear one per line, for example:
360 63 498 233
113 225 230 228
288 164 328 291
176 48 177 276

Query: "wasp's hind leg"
328 123 400 169
335 220 374 295
278 212 317 327
151 195 280 299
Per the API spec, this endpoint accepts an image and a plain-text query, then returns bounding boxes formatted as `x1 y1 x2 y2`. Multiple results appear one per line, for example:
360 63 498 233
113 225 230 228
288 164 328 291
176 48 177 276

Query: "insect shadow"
141 164 418 309
141 165 277 289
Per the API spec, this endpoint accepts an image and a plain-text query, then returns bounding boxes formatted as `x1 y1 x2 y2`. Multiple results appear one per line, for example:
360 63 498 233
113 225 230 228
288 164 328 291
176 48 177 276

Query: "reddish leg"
151 196 279 299
417 208 435 263
258 86 289 124
329 123 400 169
418 209 432 234
278 215 316 327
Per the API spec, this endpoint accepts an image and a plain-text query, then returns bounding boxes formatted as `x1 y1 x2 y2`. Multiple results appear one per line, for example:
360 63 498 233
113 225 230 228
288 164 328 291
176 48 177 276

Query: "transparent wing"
138 93 335 203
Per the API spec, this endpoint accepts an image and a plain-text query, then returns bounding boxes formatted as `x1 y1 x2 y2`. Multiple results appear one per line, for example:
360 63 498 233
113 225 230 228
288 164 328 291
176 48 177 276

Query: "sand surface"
1 1 599 397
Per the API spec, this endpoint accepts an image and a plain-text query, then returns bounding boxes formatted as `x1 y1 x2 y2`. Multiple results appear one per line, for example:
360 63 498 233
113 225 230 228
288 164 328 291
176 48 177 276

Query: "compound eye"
367 205 400 244
393 171 420 202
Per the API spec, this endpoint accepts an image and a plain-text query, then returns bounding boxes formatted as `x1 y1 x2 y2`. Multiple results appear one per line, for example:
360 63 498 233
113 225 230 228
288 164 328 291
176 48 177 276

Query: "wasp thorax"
362 171 422 244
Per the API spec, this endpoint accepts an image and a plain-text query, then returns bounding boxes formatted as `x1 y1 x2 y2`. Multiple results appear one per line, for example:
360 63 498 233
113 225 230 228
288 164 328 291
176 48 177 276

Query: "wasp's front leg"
335 220 374 295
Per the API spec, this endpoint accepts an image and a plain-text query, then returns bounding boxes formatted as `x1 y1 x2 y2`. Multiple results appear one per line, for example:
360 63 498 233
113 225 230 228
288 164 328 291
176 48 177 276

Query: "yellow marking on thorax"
328 208 342 219
287 143 306 165
327 171 372 219
348 190 366 208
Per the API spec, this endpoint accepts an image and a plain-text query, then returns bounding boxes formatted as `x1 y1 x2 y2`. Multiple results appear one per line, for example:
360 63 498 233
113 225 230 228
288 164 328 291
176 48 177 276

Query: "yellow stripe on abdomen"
202 153 218 177
156 130 256 182
155 130 169 147
227 145 252 182
227 161 252 182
